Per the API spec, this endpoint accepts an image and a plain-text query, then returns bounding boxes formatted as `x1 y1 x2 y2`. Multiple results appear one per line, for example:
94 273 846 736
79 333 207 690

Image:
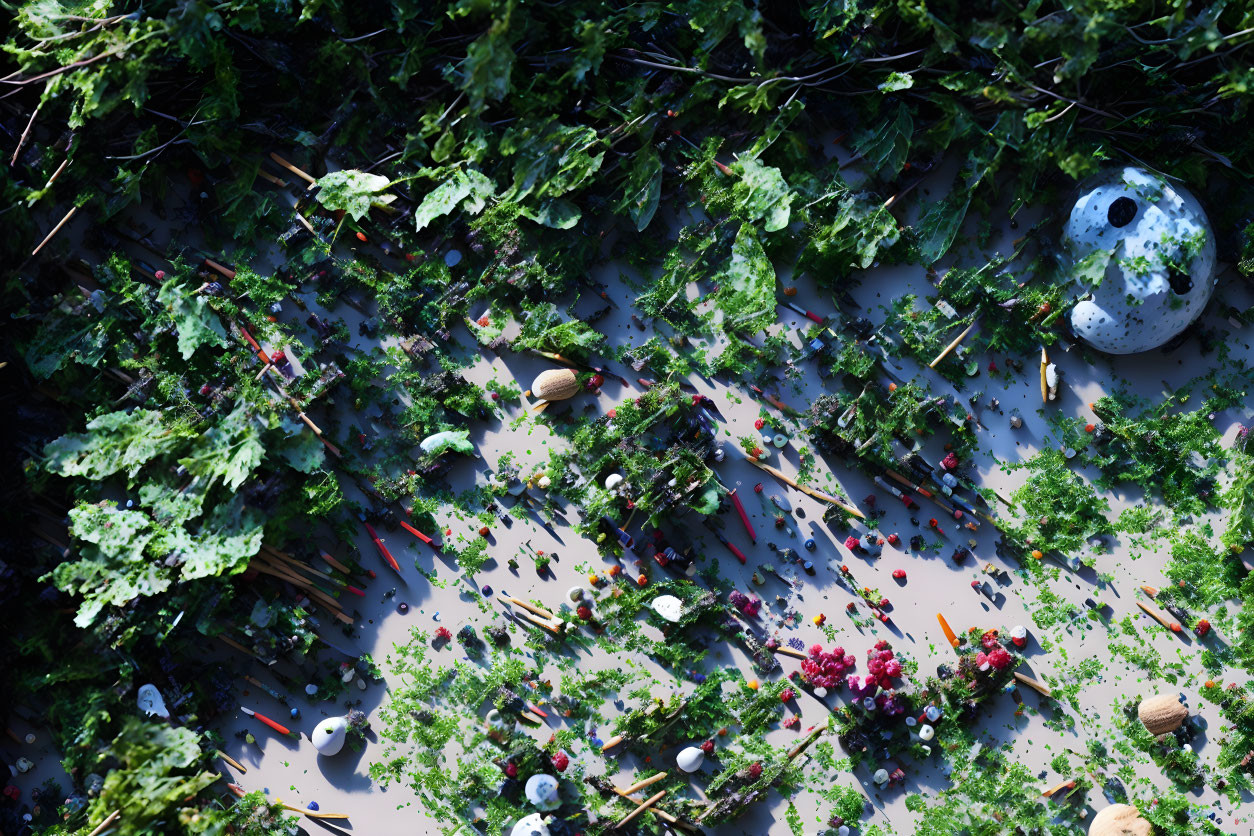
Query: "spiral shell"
531 368 579 401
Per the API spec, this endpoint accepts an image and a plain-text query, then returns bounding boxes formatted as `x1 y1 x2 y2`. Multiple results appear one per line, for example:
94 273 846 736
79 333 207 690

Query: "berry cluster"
800 644 857 690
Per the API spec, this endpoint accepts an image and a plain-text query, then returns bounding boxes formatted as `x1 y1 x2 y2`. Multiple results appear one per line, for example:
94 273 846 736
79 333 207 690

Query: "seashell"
136 684 170 719
524 774 560 810
1137 694 1188 737
1088 803 1153 836
676 746 705 773
604 473 624 491
312 716 348 756
531 368 579 402
1065 167 1215 355
872 768 890 786
918 724 934 741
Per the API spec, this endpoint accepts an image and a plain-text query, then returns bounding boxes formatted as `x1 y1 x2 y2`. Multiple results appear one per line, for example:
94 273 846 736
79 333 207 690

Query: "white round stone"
1064 166 1215 354
918 724 935 741
651 594 684 622
511 813 551 836
524 774 560 811
604 473 624 490
676 746 705 773
312 716 348 756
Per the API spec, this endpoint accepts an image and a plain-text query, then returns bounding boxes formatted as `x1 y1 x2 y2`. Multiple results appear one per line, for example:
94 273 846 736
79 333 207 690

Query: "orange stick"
1137 601 1181 633
937 613 960 648
398 520 437 546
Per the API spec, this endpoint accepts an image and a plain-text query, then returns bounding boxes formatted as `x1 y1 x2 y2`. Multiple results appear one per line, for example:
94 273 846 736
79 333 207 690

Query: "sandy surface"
15 161 1254 834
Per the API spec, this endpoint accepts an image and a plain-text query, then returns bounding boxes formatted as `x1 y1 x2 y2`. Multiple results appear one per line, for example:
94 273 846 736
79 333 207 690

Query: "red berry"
552 751 569 772
155 270 166 280
356 231 367 242
576 605 592 620
892 569 906 579
477 316 490 327
490 392 500 401
700 739 715 754
405 253 417 262
1195 619 1211 637
588 374 604 388
887 533 900 545
748 762 762 779
754 419 765 430
505 762 518 777
479 526 490 537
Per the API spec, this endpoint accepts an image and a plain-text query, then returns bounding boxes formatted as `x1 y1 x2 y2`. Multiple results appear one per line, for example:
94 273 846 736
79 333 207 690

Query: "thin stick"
204 258 236 280
500 595 558 620
928 319 978 369
622 772 669 794
1040 347 1049 404
1137 600 1181 633
319 552 354 574
747 458 865 519
268 153 316 184
1013 671 1053 698
216 750 247 773
31 205 77 257
787 725 824 760
609 785 680 824
256 169 288 188
10 103 40 166
615 789 666 829
43 157 69 189
772 645 808 659
86 810 121 836
294 211 316 235
516 609 564 634
1041 779 1075 797
254 363 274 381
601 734 624 752
1139 584 1159 598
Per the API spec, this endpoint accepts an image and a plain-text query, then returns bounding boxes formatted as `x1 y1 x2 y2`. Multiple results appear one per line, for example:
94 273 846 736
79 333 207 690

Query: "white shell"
537 475 551 489
1064 166 1215 354
136 684 170 719
312 716 348 756
604 473 624 490
651 594 684 623
918 724 935 741
676 746 705 773
511 813 551 836
873 768 890 785
524 774 561 811
1045 364 1058 389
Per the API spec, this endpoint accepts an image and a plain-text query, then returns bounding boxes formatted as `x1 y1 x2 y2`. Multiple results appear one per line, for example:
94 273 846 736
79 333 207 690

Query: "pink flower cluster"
976 630 1013 670
865 640 904 689
800 644 857 690
728 590 761 617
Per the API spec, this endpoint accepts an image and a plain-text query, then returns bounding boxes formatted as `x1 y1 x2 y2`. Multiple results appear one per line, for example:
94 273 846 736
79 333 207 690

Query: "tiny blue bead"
290 708 301 719
804 538 816 551
308 801 319 811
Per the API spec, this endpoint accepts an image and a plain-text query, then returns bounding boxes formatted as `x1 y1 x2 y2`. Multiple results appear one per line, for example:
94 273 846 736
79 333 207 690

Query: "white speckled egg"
524 774 561 811
1064 166 1215 354
511 813 551 836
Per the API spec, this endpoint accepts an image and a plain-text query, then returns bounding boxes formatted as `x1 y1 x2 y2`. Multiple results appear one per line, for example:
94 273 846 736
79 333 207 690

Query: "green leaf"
513 301 607 358
853 103 912 179
878 71 915 92
519 198 581 229
414 168 495 231
314 169 397 221
167 498 263 580
913 190 971 264
157 277 228 359
419 429 475 457
178 404 265 492
718 223 776 332
44 409 182 481
458 13 516 113
733 157 793 232
620 147 663 232
49 502 164 627
501 121 604 202
276 419 327 473
1069 249 1114 289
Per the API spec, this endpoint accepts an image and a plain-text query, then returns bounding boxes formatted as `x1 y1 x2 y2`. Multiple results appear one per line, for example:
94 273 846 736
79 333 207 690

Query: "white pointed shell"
511 813 552 836
676 746 705 773
136 684 169 719
1064 166 1215 354
531 368 579 401
312 716 348 756
524 774 561 811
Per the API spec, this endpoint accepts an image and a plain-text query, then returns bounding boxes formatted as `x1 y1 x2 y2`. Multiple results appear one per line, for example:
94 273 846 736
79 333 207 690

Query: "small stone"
772 433 788 448
308 801 319 811
398 602 409 614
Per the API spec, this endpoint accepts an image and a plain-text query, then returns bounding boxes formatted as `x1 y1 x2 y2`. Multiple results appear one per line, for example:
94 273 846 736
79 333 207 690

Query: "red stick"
398 520 437 547
363 523 402 575
241 706 292 736
728 490 756 543
239 326 272 364
723 539 748 565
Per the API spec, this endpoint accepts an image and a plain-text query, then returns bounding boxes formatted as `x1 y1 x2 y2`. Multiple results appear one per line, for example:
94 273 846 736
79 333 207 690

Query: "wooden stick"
86 810 121 836
928 318 978 369
204 258 236 280
1140 584 1159 598
1040 347 1049 404
293 210 316 235
1013 671 1053 698
516 608 564 634
500 595 558 621
601 734 624 752
256 169 288 188
622 771 669 794
615 789 666 829
320 552 354 575
218 635 260 659
274 797 349 819
1041 778 1075 797
788 725 824 761
10 103 40 166
610 784 680 824
1137 600 1181 633
269 153 317 184
216 750 246 773
772 645 808 659
254 363 274 381
31 205 78 257
43 157 69 189
747 458 865 519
